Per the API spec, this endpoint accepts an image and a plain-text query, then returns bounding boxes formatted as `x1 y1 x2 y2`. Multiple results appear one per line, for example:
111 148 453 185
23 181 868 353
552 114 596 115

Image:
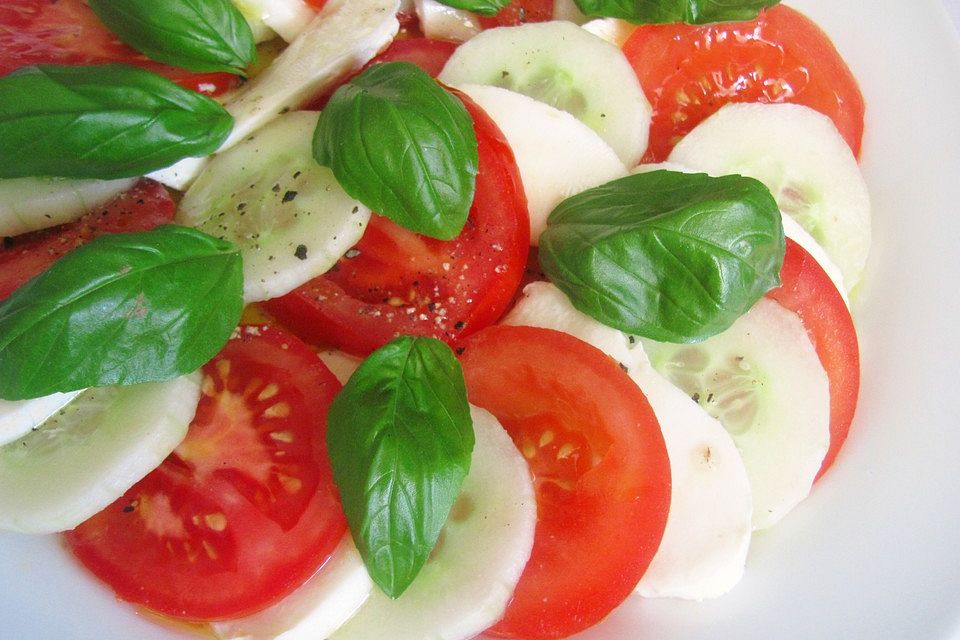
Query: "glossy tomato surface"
0 0 239 95
264 90 529 356
478 0 554 28
622 5 864 162
458 325 671 639
0 179 175 301
65 325 347 620
767 238 860 480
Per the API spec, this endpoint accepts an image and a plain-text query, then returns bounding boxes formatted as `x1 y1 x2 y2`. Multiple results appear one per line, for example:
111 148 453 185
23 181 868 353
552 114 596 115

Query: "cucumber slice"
780 211 849 308
413 0 480 42
668 103 871 294
331 406 536 640
580 17 636 47
212 535 372 640
150 0 400 190
0 375 201 535
0 177 135 236
644 298 830 531
317 350 363 385
231 0 278 43
457 84 627 245
0 392 83 447
438 21 651 165
235 0 316 43
177 111 372 303
503 282 752 599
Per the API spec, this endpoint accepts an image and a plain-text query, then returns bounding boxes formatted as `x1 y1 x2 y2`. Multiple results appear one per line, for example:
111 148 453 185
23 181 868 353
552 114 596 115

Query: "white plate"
2 1 960 638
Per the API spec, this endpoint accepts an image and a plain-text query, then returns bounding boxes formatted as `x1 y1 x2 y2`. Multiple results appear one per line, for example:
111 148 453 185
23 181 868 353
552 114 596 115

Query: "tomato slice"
622 5 865 163
458 325 671 639
373 37 457 77
0 179 175 301
264 90 529 356
65 325 347 620
0 0 239 96
478 0 554 28
767 238 860 480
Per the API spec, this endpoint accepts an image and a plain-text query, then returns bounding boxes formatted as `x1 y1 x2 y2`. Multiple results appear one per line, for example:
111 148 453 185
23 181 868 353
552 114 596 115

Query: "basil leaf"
0 225 243 401
434 0 510 16
573 0 780 23
327 336 474 597
0 64 233 180
313 62 478 241
88 0 256 75
539 170 784 343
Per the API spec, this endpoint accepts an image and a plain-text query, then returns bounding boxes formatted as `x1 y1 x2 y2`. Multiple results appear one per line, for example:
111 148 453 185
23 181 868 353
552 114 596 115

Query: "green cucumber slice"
644 298 830 531
0 177 135 236
330 406 536 640
0 391 83 447
439 20 651 165
177 111 371 303
0 375 201 534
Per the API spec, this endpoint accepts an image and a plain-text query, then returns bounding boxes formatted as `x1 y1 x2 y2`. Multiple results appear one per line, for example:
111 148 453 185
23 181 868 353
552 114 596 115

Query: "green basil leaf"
573 0 780 23
0 64 233 180
313 62 478 241
434 0 510 16
88 0 256 74
327 336 474 597
0 225 243 401
539 170 784 343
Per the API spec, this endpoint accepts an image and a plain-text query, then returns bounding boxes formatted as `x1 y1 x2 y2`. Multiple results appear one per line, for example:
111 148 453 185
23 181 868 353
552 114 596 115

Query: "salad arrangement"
0 0 869 638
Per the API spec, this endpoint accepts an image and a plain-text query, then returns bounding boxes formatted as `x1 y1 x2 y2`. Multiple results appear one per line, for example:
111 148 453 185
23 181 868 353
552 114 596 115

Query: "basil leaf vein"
434 0 511 16
573 0 780 23
313 62 478 241
539 170 784 343
0 225 244 400
0 64 233 180
327 336 474 597
88 0 256 75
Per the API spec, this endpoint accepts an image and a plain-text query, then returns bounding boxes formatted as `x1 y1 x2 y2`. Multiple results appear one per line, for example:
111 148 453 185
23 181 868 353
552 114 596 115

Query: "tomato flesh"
264 90 529 356
479 0 554 28
622 5 864 162
458 325 671 639
66 325 347 620
0 179 175 301
0 0 239 95
767 239 860 480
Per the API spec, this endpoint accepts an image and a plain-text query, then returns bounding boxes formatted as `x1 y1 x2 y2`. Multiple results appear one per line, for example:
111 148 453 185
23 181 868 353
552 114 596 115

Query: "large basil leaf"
327 336 474 597
88 0 256 75
0 225 243 401
0 64 233 180
435 0 510 16
539 170 784 343
573 0 780 23
313 62 478 241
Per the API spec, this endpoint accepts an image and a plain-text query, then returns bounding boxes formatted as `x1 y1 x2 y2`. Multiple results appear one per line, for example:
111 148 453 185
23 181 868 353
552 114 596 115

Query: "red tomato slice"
622 5 865 163
767 238 860 481
0 179 175 301
373 37 457 77
264 90 529 356
458 325 671 639
478 0 554 28
0 0 239 96
65 325 347 620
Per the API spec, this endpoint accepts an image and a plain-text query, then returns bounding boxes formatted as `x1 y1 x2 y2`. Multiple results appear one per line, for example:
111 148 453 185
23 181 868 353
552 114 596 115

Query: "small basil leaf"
0 225 243 401
434 0 510 16
573 0 780 23
0 64 233 180
327 336 474 597
88 0 256 75
313 62 478 241
539 170 784 343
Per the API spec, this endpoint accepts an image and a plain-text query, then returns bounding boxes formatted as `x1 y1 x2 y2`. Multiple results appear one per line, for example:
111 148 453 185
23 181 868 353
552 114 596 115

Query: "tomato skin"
264 89 529 356
767 239 860 480
0 0 239 96
478 0 554 28
0 179 175 301
622 5 864 163
458 325 671 639
65 325 348 620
